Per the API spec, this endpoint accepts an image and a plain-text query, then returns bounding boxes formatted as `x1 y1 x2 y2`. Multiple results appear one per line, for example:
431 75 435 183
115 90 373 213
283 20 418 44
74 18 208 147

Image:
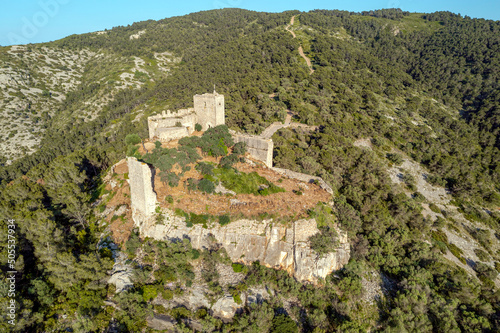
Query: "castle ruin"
148 91 225 142
125 92 347 284
147 91 274 167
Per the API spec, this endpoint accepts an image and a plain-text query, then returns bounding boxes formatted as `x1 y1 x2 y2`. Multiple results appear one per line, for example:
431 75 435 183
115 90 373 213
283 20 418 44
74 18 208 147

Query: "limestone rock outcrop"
133 208 349 283
108 252 134 293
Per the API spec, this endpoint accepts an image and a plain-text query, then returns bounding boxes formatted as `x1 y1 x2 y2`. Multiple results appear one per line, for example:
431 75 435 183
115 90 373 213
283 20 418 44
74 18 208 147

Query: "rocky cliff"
133 208 349 283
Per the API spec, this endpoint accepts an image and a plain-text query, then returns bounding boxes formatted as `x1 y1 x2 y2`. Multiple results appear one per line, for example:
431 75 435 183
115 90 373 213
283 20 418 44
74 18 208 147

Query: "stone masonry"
193 91 224 130
148 90 225 141
127 157 157 218
148 91 275 168
231 131 274 168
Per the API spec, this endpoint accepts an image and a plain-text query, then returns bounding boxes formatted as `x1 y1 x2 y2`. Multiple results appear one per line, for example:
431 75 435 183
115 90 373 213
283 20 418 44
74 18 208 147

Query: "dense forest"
0 8 499 332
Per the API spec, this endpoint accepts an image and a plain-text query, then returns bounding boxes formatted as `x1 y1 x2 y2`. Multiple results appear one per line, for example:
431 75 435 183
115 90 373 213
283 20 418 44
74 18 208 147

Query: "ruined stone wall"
127 157 157 219
193 93 225 130
232 133 273 167
157 127 189 141
148 108 197 141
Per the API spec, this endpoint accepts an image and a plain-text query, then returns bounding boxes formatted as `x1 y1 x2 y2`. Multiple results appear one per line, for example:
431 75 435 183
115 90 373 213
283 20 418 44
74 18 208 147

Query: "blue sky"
1 0 499 46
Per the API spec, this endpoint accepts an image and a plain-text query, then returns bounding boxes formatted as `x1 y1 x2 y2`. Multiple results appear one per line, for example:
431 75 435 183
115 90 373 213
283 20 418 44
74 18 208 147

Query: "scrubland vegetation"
0 8 499 332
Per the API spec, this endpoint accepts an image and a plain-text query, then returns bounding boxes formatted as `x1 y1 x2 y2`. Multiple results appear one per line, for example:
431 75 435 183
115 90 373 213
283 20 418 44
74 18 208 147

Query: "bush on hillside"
198 178 215 193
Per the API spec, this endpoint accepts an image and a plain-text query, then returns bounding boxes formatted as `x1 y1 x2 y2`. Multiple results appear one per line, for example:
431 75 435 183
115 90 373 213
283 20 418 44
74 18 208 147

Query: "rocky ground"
0 45 96 160
0 43 181 162
383 147 500 286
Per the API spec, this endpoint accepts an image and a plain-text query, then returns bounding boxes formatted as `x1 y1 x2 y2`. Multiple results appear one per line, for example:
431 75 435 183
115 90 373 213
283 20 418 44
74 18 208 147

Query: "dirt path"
285 16 297 38
298 46 313 73
285 15 314 74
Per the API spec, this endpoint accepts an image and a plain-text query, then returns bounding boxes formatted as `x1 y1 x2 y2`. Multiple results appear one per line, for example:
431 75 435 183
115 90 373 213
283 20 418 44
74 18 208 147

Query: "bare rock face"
108 252 134 293
134 208 350 283
212 294 246 319
146 314 176 331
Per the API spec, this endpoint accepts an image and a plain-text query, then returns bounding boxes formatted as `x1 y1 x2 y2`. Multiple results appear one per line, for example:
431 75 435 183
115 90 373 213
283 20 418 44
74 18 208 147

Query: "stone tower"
193 89 224 131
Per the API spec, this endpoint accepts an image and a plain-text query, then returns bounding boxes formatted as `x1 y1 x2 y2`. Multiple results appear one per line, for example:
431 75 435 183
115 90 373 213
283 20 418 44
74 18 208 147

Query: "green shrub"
161 289 174 300
198 178 215 193
155 151 176 171
191 249 200 260
233 142 247 155
174 208 188 218
309 226 339 255
125 231 141 258
160 171 180 187
178 146 201 164
429 203 441 214
165 195 174 204
219 154 239 169
232 263 244 273
433 216 447 228
186 178 198 192
195 123 202 131
412 192 426 202
474 248 490 261
431 230 448 243
271 314 298 333
199 125 234 157
156 213 165 225
426 174 446 187
470 228 492 249
447 221 461 234
402 173 416 190
126 145 139 157
154 266 178 283
232 292 242 304
448 243 466 264
196 162 214 176
474 262 498 280
170 307 192 320
434 240 448 254
142 285 158 302
386 153 403 165
178 135 200 148
190 213 208 224
98 204 106 213
195 308 207 319
125 134 141 146
219 215 230 226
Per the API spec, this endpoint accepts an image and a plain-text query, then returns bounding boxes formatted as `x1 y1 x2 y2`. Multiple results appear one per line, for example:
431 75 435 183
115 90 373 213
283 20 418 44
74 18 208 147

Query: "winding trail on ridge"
285 15 314 75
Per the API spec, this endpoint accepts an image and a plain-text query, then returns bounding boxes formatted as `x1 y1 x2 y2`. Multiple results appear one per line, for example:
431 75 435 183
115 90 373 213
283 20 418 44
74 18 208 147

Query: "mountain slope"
0 8 499 332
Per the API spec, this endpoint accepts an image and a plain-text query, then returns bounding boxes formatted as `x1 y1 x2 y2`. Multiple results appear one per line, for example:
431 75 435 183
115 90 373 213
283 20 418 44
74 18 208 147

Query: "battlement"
148 108 195 121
